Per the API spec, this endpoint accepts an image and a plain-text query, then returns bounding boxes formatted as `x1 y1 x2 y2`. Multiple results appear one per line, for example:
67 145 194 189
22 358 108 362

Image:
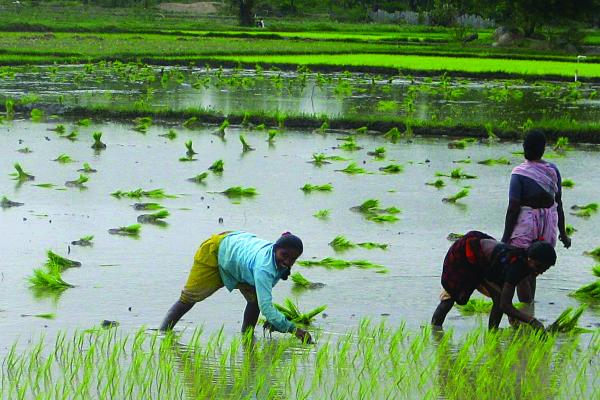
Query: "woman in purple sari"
501 131 571 305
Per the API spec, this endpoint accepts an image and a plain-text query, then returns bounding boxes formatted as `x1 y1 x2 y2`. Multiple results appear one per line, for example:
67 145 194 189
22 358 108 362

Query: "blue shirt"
217 231 296 333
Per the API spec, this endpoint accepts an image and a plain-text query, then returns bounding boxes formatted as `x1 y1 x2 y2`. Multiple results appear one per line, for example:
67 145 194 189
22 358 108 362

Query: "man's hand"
528 318 545 330
559 234 571 249
294 328 313 344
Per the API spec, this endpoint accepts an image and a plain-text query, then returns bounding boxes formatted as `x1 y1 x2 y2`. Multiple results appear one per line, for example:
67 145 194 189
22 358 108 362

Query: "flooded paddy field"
1 117 599 348
2 64 600 129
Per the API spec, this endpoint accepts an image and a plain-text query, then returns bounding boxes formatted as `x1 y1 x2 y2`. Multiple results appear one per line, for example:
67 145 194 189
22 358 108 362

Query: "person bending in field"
431 231 556 330
501 130 570 306
160 231 312 343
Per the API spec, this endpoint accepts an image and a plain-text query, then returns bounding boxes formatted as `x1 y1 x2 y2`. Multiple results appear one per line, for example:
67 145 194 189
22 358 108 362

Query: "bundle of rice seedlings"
442 188 470 203
46 250 81 270
546 306 588 333
274 298 327 325
28 261 74 291
220 186 257 198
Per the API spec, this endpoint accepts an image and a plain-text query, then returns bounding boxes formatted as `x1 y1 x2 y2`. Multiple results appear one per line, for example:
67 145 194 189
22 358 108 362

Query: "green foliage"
570 281 600 300
436 168 477 179
30 108 44 122
318 121 329 133
426 179 446 188
301 183 333 193
570 203 598 218
133 116 152 133
585 246 600 261
298 257 388 273
547 306 588 333
46 251 80 271
313 209 330 219
188 172 209 183
379 164 404 174
91 131 106 150
160 129 177 140
565 224 577 236
218 119 230 134
209 159 224 173
553 137 571 153
447 138 476 149
267 129 279 142
355 126 367 134
383 127 401 142
339 136 362 151
273 298 327 326
182 117 198 129
110 224 141 237
221 186 257 198
77 118 92 127
28 262 73 291
185 140 197 156
54 154 74 164
291 272 313 288
562 179 575 188
239 134 255 152
368 147 386 158
443 188 470 203
337 162 366 175
329 235 387 251
111 188 176 199
477 157 510 166
10 163 34 181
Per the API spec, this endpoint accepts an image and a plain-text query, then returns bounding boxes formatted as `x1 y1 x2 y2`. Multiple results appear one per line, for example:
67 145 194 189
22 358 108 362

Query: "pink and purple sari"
509 161 559 248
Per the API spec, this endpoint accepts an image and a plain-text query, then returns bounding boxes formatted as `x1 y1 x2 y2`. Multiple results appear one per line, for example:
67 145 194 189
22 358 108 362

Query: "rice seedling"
78 163 97 173
71 235 94 247
447 232 464 241
442 188 470 203
329 235 387 251
60 129 79 141
46 250 81 270
456 299 525 315
584 246 600 261
209 159 224 173
355 126 368 134
77 118 92 127
111 188 176 199
91 131 106 150
484 122 498 142
367 214 400 223
570 281 600 300
426 178 446 188
313 209 330 219
50 124 66 134
477 157 510 166
378 164 404 174
553 136 571 153
1 196 23 208
339 136 362 151
179 141 197 162
291 272 325 290
436 168 477 179
218 119 229 135
132 202 164 211
239 134 255 152
34 183 55 189
562 179 575 188
255 123 266 130
137 209 170 224
28 261 74 291
273 298 327 326
447 138 476 149
337 162 366 174
183 117 199 129
219 186 258 198
188 172 209 183
383 127 401 142
30 108 44 122
159 129 178 140
317 121 329 133
301 183 333 193
65 174 89 188
546 306 588 333
566 224 577 236
4 98 14 117
10 163 34 181
53 154 74 164
298 257 389 273
570 203 598 218
21 313 56 319
267 129 279 143
367 147 386 158
133 116 152 133
17 146 32 154
593 265 600 277
108 224 141 237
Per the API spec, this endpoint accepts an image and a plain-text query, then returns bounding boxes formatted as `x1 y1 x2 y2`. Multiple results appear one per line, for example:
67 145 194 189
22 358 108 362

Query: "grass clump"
585 247 600 261
220 186 257 198
570 203 598 218
383 127 401 142
426 178 445 188
352 199 400 223
273 298 327 326
313 209 330 219
291 272 317 289
379 164 404 174
298 257 389 273
182 117 198 129
368 147 386 158
188 172 209 183
30 108 44 122
267 129 279 143
65 174 89 188
337 162 366 175
46 251 81 270
108 224 141 237
565 224 577 236
442 188 470 203
477 157 510 166
133 116 152 133
61 130 78 141
54 154 74 164
111 188 176 199
132 203 164 211
456 299 524 315
546 306 588 333
239 134 255 152
553 136 571 153
137 209 170 224
159 129 178 140
329 235 388 251
218 119 229 135
339 136 362 151
179 140 197 162
71 235 94 247
436 168 477 179
28 262 74 291
0 196 23 208
91 132 107 150
50 124 66 134
10 163 34 181
208 159 224 173
301 183 333 193
447 138 476 149
77 118 92 127
570 281 600 300
562 179 575 188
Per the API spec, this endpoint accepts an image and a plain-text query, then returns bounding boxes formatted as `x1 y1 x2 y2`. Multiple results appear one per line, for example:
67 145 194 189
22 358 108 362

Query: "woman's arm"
499 282 543 328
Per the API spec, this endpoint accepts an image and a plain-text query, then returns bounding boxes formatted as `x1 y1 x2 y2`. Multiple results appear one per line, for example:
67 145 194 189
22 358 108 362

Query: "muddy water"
1 65 600 127
0 119 599 352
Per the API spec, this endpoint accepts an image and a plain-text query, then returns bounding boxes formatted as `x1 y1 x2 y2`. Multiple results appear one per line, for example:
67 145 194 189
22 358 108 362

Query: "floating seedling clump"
108 224 141 237
180 141 197 162
383 127 401 142
71 235 94 247
10 163 34 181
17 147 33 154
77 118 92 127
54 154 74 164
219 186 257 198
1 196 23 208
273 298 327 326
570 281 600 300
91 131 106 150
208 159 224 173
443 188 470 203
447 138 476 149
426 179 446 188
317 121 329 133
30 108 44 122
436 168 477 179
133 116 152 133
65 174 89 188
291 272 325 290
337 162 366 175
299 257 389 273
28 262 73 291
456 299 525 315
351 199 400 223
329 235 388 251
339 136 362 151
478 157 510 166
182 117 198 129
301 183 333 193
78 163 97 173
159 129 178 140
570 203 598 218
111 188 176 199
218 119 229 135
239 134 255 152
367 147 386 158
313 209 330 219
50 124 66 134
379 164 404 174
562 179 575 188
188 172 209 183
61 130 78 141
553 136 571 153
137 209 170 224
132 202 164 211
447 232 465 241
46 251 81 270
585 246 600 261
